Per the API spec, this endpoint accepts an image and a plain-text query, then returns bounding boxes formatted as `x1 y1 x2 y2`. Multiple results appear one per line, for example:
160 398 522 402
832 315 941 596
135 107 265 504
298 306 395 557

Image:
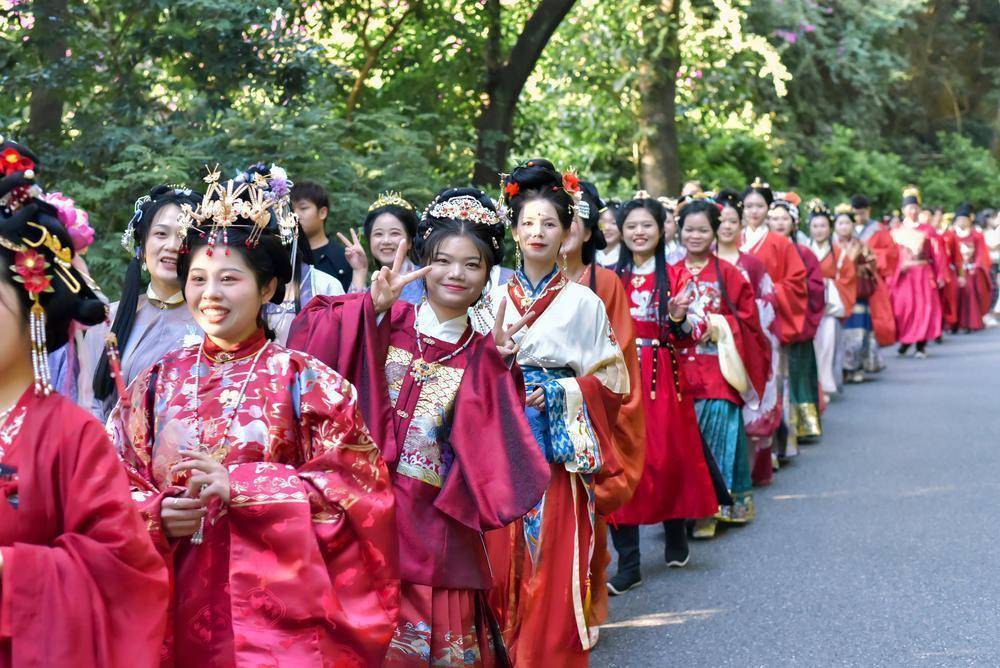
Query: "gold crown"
834 202 854 216
902 185 921 204
807 198 828 214
368 191 412 212
750 176 770 189
178 164 297 250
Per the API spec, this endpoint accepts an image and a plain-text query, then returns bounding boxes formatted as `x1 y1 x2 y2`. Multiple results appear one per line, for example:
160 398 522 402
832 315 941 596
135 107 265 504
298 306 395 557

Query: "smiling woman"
79 185 203 420
288 186 550 668
106 169 399 668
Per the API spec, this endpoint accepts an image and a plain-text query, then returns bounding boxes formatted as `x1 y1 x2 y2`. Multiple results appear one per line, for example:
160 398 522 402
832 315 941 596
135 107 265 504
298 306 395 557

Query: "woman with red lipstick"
289 187 550 667
79 185 203 420
606 193 722 592
107 167 399 667
474 159 627 667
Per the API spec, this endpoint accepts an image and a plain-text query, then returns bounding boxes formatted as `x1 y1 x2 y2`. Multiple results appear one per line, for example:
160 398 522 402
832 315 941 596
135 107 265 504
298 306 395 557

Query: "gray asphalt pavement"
592 328 1000 668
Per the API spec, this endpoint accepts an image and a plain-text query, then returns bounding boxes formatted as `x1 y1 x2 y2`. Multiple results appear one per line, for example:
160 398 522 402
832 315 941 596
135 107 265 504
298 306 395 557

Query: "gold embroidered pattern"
397 359 464 488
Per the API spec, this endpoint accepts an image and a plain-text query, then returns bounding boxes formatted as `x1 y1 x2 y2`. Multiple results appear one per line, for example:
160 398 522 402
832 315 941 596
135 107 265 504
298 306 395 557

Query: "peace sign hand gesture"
371 241 432 314
336 228 369 273
668 288 695 322
491 297 534 363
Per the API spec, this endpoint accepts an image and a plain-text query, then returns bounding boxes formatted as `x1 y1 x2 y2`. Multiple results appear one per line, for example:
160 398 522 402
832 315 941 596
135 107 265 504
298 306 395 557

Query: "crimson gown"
0 387 168 668
741 229 809 345
108 330 399 668
288 294 551 667
951 229 993 331
889 222 947 344
610 264 719 525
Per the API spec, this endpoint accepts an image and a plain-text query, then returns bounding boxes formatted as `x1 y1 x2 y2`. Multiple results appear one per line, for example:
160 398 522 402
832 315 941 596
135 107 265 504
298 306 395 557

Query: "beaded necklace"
410 302 474 385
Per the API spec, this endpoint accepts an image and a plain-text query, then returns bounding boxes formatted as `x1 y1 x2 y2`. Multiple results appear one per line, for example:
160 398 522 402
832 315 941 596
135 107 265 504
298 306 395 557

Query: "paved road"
592 329 1000 667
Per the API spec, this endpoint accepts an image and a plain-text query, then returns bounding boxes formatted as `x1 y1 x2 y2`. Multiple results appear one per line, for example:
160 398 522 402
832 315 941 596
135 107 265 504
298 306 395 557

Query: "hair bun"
507 158 561 194
73 298 108 327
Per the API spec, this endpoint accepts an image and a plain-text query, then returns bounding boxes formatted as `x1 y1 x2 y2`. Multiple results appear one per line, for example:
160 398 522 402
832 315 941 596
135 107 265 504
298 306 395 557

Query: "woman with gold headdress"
890 186 947 358
0 138 169 667
107 166 399 667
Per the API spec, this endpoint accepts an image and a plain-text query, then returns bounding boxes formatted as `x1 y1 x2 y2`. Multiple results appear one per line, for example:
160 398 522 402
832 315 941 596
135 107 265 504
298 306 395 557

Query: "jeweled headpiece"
807 198 832 219
178 164 297 254
422 194 501 227
750 176 770 189
0 137 42 216
770 191 801 224
834 202 854 217
369 191 413 212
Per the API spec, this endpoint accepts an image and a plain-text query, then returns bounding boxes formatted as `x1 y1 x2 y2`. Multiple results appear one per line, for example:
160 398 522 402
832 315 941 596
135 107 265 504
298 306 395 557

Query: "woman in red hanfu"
0 140 169 668
739 180 809 476
948 204 993 333
672 197 771 540
606 193 724 593
807 200 857 400
474 159 628 667
717 189 783 488
289 187 551 667
890 186 948 358
108 168 399 668
558 181 646 639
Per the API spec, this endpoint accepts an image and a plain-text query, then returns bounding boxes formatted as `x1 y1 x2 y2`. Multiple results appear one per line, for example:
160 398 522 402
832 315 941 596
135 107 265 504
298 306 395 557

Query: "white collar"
633 255 657 275
741 225 768 252
955 227 971 238
809 239 832 261
146 283 184 305
416 302 468 345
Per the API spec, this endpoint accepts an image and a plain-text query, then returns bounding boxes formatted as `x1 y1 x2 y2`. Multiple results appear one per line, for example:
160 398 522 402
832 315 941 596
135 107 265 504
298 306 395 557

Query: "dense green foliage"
1 0 997 294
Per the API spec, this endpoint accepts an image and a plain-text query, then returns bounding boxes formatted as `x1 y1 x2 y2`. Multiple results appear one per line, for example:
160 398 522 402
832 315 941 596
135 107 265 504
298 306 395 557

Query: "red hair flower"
12 250 51 295
0 148 35 177
562 172 580 194
505 181 520 198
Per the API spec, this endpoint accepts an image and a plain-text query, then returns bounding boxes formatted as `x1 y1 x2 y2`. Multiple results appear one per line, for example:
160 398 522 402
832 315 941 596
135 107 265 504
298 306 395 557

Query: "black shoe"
607 570 642 596
665 544 690 568
897 344 910 356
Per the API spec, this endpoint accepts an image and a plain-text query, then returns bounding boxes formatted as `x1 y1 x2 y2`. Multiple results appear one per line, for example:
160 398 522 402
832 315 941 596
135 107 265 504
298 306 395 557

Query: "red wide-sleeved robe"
610 262 719 526
108 330 399 668
288 293 551 666
889 222 947 344
1 387 168 668
576 265 646 628
951 228 993 331
741 228 809 345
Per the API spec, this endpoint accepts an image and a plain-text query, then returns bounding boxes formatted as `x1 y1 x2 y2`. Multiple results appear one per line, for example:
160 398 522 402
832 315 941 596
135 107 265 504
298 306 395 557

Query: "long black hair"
615 196 671 326
93 185 200 401
578 180 607 291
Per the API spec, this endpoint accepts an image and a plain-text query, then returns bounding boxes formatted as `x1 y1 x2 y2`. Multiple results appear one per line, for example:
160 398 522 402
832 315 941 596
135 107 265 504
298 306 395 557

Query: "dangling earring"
561 252 568 273
141 260 147 272
515 242 523 271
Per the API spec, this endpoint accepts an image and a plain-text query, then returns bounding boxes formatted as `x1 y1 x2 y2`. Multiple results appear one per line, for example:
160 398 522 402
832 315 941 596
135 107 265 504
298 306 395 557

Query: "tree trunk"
638 0 682 197
472 0 577 186
27 0 69 147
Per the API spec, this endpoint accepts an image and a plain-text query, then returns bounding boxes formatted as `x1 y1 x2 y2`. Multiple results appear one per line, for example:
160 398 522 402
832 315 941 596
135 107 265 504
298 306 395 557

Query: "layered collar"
146 283 185 310
202 328 268 364
415 301 468 345
741 224 769 252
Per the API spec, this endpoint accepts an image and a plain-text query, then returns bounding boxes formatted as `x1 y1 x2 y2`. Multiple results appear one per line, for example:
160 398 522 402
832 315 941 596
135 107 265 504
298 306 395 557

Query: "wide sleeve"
288 292 396 461
721 262 771 399
776 239 810 344
835 248 858 317
105 362 180 554
593 270 646 515
0 416 169 668
224 358 399 667
295 360 399 665
433 341 551 533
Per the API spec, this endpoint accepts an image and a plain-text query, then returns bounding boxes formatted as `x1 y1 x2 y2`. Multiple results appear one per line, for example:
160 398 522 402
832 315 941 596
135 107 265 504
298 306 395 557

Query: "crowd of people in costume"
0 134 997 668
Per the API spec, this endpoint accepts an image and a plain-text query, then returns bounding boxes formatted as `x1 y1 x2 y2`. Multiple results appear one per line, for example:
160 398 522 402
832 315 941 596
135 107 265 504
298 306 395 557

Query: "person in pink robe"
289 188 551 666
108 170 399 668
0 147 169 668
890 187 947 358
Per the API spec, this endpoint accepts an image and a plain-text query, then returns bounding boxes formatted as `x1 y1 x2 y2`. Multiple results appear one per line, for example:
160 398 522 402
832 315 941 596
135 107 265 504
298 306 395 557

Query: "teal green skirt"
695 398 754 523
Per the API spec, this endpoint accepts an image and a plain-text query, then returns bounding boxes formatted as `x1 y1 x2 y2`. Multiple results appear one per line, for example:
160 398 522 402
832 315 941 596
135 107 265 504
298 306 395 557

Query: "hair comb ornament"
807 198 831 218
422 195 501 227
178 164 298 254
750 176 770 190
834 202 853 217
634 189 653 200
0 143 42 216
368 191 413 212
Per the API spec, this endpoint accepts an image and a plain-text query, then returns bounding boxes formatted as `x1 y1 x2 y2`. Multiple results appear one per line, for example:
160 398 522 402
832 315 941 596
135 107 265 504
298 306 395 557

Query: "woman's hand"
172 450 231 506
160 495 207 539
668 289 695 322
338 228 370 291
526 387 546 412
492 298 534 362
370 241 432 314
